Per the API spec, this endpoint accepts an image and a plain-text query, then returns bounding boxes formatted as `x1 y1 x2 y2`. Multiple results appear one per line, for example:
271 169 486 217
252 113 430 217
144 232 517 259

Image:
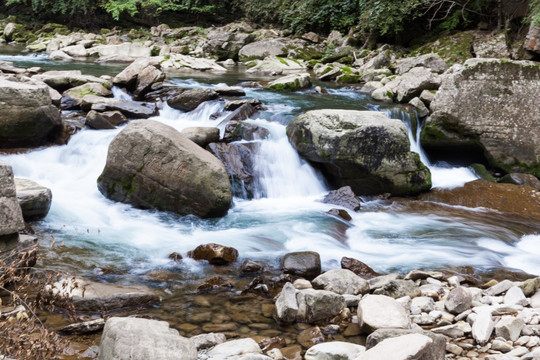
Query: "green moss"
469 163 496 182
336 74 362 84
339 66 353 74
276 56 288 65
307 59 321 68
410 31 475 65
246 61 258 68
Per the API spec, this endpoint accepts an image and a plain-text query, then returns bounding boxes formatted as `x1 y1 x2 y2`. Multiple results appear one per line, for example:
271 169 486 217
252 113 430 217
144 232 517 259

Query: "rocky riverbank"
0 18 540 360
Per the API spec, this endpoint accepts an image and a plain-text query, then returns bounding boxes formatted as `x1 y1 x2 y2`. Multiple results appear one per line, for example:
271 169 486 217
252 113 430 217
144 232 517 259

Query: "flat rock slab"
358 294 411 332
46 277 159 312
356 334 433 360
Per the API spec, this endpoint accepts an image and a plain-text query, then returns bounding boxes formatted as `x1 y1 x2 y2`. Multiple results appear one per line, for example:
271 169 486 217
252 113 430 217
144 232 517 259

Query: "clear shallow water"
1 53 539 281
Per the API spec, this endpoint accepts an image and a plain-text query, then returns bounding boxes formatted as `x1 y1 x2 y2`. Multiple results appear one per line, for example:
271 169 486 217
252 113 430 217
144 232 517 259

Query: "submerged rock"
419 179 540 220
422 59 540 177
208 142 261 199
14 178 52 220
99 317 196 360
322 186 362 211
287 109 431 196
0 77 62 148
97 120 232 218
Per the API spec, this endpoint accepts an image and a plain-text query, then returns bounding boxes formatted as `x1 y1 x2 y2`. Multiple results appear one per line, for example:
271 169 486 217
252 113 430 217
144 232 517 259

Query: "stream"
2 49 540 346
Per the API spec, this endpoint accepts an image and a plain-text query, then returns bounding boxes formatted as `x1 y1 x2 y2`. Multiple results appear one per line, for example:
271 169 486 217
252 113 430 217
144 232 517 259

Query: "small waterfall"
380 107 478 189
251 120 327 199
111 86 133 101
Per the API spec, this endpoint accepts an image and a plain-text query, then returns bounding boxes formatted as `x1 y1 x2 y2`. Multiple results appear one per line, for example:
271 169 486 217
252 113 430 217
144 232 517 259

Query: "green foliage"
357 0 424 36
6 0 95 15
527 0 540 25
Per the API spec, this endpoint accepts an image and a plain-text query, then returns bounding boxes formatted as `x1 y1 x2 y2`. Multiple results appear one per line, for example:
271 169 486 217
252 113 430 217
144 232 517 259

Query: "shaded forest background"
1 0 539 46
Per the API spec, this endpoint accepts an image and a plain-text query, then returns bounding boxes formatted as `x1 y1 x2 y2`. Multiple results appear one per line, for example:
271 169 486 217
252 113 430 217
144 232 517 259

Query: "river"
1 50 540 343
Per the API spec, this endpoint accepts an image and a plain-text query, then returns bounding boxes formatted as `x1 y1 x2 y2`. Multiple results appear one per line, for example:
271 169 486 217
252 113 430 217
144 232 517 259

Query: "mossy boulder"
287 110 431 196
424 59 540 177
265 73 311 91
97 120 232 218
410 31 475 65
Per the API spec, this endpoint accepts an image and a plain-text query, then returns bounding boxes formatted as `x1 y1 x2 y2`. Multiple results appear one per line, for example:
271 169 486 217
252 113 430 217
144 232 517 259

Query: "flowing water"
1 52 540 310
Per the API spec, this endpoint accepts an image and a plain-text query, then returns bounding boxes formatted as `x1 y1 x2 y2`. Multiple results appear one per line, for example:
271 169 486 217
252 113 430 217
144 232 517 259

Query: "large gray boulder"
395 67 441 103
396 53 448 74
238 39 288 60
196 27 255 60
422 59 540 177
88 43 152 62
356 334 433 360
32 70 110 92
265 72 311 91
98 317 196 360
61 82 112 110
287 110 431 196
281 251 321 278
167 88 218 112
0 161 25 239
97 120 232 218
0 77 62 148
14 178 52 221
81 95 157 119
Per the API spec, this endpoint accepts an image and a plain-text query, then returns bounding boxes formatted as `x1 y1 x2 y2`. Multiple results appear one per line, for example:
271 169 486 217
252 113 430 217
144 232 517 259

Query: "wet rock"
238 39 288 60
445 286 473 314
396 53 448 74
81 95 157 118
500 173 540 190
207 338 262 358
304 341 365 360
58 318 105 335
373 279 420 299
97 120 232 218
246 56 306 76
423 59 540 176
409 97 429 118
188 243 238 265
322 186 362 211
180 127 220 148
208 142 261 199
357 334 433 360
167 88 218 112
85 110 117 130
190 332 226 350
266 73 311 91
312 268 369 295
224 98 261 111
419 180 540 220
287 110 431 196
327 208 352 221
113 57 165 99
0 161 25 239
99 317 196 360
0 76 62 148
14 178 52 221
215 87 246 97
341 257 379 279
220 103 259 125
46 277 159 312
495 316 525 341
240 260 264 273
520 277 540 297
281 251 321 279
366 328 446 360
297 326 325 349
222 120 269 142
358 295 411 332
168 252 183 262
275 282 299 323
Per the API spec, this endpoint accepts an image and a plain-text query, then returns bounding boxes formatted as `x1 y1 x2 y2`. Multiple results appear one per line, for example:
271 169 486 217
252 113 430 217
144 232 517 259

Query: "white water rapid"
1 73 538 278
